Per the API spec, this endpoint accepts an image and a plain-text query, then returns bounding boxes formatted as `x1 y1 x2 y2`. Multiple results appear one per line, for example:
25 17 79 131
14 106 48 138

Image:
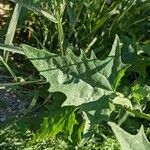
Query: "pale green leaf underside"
109 122 150 150
23 35 127 107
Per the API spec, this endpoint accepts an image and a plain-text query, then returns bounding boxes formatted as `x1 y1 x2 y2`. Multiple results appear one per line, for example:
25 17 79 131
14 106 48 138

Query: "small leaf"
131 84 150 103
109 122 150 150
112 93 132 109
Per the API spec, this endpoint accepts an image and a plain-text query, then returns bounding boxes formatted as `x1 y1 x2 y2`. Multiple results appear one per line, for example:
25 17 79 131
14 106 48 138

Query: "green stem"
53 1 65 55
118 104 150 121
0 56 17 81
0 79 47 89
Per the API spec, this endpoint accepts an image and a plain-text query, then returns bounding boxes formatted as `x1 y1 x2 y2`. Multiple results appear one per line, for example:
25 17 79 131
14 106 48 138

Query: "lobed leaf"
109 122 150 150
23 35 127 107
23 35 129 130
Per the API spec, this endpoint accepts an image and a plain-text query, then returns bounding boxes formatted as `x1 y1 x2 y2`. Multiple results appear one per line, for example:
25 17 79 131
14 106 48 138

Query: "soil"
0 89 28 121
0 70 29 122
0 1 29 122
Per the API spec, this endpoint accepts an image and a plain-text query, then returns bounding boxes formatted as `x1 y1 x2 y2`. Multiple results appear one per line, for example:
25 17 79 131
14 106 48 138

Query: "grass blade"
10 0 57 23
0 79 47 89
0 43 24 55
3 3 22 62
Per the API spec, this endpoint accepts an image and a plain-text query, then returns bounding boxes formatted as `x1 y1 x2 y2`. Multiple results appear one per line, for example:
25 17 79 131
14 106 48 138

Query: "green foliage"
131 84 150 103
30 106 78 144
22 35 150 142
0 0 150 149
121 35 150 77
23 35 127 106
7 0 149 54
10 0 57 23
22 35 129 130
109 122 150 150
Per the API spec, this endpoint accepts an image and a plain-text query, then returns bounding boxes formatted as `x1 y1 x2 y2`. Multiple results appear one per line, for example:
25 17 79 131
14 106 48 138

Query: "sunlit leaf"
23 35 128 129
31 106 78 143
23 35 127 106
109 122 150 150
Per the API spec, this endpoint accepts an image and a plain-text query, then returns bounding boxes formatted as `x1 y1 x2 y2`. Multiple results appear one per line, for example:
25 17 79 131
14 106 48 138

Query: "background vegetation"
0 0 150 149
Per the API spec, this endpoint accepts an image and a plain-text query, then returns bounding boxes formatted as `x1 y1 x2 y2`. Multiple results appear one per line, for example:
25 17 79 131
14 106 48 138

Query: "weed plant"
0 0 150 149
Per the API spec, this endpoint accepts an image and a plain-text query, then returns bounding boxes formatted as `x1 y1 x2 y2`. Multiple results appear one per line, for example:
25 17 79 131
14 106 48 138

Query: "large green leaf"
23 35 129 132
23 35 127 107
109 122 150 150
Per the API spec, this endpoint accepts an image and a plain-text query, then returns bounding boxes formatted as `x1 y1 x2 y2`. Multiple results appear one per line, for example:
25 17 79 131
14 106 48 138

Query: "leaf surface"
109 122 150 150
31 106 77 143
23 35 127 107
23 35 129 132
